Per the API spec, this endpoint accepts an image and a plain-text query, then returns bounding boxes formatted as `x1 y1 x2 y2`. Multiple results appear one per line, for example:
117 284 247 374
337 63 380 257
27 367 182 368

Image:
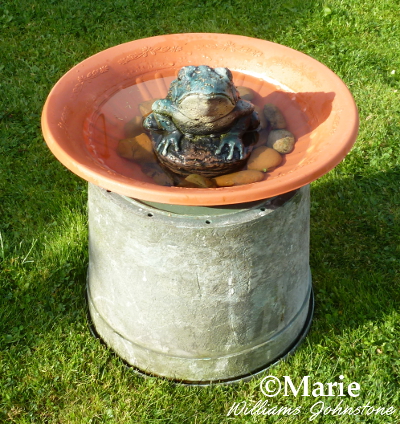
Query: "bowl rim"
41 33 359 206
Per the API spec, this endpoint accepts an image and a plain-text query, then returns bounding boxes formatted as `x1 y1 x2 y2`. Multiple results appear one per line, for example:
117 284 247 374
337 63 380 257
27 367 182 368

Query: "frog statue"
143 65 260 177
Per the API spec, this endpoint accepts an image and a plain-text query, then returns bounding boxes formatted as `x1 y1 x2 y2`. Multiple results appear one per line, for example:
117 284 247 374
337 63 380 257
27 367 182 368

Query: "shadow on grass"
308 165 400 336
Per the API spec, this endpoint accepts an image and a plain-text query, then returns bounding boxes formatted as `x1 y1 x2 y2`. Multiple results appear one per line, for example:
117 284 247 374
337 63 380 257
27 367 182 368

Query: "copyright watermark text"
226 375 397 420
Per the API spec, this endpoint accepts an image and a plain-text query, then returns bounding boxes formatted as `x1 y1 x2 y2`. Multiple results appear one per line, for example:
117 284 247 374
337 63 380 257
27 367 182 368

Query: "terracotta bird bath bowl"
41 34 358 383
42 33 358 206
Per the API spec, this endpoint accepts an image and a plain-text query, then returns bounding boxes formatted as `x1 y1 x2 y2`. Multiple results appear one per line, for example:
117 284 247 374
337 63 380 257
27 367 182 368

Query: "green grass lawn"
0 0 399 422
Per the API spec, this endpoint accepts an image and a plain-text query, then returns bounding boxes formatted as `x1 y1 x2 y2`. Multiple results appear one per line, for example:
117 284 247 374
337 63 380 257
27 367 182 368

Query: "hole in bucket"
147 213 154 217
260 207 266 212
205 220 211 224
106 190 111 193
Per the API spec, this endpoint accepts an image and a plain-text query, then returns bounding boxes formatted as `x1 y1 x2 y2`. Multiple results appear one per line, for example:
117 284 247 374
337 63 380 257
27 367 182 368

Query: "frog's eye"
178 66 196 80
214 67 233 81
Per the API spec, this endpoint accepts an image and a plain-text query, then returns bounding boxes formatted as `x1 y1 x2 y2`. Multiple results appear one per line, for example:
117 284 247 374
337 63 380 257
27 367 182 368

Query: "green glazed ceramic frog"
143 65 259 161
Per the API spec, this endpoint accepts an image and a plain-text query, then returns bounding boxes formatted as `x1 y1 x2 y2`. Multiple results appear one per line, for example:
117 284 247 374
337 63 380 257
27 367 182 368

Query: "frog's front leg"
215 111 259 160
215 133 244 160
157 129 182 156
143 111 183 156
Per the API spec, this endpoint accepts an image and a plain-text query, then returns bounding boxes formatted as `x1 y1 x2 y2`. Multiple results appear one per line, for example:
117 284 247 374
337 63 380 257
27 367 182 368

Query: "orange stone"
213 170 265 187
183 174 216 188
117 133 156 162
247 146 283 172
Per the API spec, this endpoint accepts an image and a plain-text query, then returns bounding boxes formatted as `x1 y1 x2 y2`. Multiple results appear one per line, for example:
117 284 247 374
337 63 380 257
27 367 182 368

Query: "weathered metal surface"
87 183 312 383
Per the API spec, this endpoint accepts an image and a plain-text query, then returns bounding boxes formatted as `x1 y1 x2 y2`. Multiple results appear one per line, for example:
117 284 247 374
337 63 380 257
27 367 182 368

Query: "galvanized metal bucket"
87 183 313 383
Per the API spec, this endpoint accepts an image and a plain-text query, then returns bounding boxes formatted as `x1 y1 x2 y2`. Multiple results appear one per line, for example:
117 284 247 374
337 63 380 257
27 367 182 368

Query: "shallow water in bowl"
84 69 311 186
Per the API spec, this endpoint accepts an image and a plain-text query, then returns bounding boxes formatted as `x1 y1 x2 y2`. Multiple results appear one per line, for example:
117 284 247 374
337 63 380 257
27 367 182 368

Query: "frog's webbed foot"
156 130 182 156
215 134 244 160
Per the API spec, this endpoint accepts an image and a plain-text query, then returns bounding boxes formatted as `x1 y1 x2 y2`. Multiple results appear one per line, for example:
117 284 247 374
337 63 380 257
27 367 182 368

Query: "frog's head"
168 66 239 122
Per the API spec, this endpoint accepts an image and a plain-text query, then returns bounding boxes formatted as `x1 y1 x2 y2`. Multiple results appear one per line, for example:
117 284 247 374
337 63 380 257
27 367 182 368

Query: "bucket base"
87 282 314 385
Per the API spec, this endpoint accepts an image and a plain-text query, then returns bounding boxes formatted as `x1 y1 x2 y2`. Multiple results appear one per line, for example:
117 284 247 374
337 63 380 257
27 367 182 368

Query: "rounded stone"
237 86 256 101
263 103 287 129
116 138 136 160
141 162 175 186
213 170 265 187
267 129 296 154
179 174 216 188
247 146 283 172
117 133 156 162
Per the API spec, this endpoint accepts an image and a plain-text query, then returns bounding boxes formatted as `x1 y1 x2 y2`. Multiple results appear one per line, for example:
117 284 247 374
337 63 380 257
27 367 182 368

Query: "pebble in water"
213 170 265 187
236 86 256 101
117 133 156 162
142 162 174 186
247 146 283 172
117 138 135 159
237 87 268 129
263 103 287 129
179 174 217 188
267 129 296 154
